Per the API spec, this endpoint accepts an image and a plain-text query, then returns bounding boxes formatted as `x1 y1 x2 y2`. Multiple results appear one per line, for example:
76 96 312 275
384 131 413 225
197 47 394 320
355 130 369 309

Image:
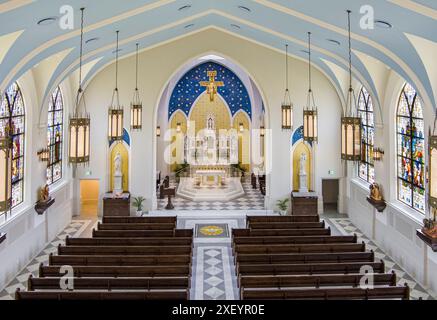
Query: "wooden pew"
236 261 385 277
235 251 375 265
233 235 357 245
102 216 177 224
232 228 331 237
49 254 192 266
248 221 325 229
16 288 189 300
39 264 191 278
234 242 366 254
92 229 193 238
97 222 176 231
246 215 319 226
28 275 190 291
241 285 410 300
239 272 397 291
58 244 192 256
65 236 193 247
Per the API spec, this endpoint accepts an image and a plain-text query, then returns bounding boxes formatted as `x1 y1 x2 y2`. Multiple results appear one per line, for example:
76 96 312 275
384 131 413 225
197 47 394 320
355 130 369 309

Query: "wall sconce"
176 123 182 133
239 123 244 133
373 148 385 161
156 126 161 137
260 126 265 137
37 148 50 162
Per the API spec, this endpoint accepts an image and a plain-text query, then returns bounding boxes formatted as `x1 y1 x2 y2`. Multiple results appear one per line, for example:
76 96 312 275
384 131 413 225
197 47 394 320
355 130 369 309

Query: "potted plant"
132 196 146 216
276 198 289 216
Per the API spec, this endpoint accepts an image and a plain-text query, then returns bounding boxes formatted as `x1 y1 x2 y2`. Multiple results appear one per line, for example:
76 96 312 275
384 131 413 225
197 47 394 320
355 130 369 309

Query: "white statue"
114 152 122 175
299 153 307 175
298 153 308 193
113 152 123 195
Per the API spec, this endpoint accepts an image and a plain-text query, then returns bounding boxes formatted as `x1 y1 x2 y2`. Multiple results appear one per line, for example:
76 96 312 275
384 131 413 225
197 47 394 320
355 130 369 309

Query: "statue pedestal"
113 174 123 195
299 173 308 193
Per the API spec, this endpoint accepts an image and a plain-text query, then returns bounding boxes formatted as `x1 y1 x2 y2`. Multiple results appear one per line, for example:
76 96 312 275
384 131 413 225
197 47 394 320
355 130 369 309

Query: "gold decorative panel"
189 93 231 132
293 142 312 191
233 111 251 171
110 143 129 192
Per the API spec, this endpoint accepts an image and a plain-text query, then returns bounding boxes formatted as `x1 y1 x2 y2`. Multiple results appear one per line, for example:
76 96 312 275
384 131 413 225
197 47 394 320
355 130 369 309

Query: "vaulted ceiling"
0 0 436 110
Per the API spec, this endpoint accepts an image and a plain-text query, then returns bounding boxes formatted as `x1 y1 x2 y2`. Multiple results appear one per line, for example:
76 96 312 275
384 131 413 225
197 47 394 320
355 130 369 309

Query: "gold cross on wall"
199 71 224 102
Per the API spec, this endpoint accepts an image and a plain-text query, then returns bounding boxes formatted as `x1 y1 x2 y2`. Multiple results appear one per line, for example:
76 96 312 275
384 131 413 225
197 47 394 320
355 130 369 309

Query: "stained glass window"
0 82 25 209
358 87 375 184
397 83 425 213
47 87 63 185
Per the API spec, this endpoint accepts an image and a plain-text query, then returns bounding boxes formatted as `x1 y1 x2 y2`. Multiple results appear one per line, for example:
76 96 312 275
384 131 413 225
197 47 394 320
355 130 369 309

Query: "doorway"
322 179 339 213
80 180 99 218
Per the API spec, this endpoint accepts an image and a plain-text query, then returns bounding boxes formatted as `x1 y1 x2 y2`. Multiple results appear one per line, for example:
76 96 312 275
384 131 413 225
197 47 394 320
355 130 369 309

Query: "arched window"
358 87 375 183
0 82 25 209
47 87 63 185
397 83 425 213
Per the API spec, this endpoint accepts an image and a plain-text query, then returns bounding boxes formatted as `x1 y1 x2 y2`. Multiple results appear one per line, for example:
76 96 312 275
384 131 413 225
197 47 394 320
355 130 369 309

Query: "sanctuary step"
177 177 245 201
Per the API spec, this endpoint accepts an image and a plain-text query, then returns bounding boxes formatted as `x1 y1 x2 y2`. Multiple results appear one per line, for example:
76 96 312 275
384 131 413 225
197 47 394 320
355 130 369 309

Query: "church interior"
0 0 436 302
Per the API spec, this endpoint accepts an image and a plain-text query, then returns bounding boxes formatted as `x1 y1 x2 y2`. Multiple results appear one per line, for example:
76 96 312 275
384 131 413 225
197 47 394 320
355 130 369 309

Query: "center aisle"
152 210 275 300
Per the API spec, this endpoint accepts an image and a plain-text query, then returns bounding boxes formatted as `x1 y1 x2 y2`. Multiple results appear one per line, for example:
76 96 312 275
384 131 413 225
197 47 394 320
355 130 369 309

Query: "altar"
194 169 226 186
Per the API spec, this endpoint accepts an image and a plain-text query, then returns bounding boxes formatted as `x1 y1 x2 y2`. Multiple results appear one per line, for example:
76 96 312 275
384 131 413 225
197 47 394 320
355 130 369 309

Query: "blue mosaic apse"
168 62 252 120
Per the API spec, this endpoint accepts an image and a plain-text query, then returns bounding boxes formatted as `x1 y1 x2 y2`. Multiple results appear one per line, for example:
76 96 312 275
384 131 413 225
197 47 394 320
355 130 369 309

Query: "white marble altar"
194 169 226 186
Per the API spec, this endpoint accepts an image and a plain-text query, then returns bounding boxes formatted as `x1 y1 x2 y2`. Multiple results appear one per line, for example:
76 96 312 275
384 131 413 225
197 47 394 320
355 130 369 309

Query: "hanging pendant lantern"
130 43 142 130
303 32 318 143
69 8 90 166
156 126 161 137
281 44 293 130
341 10 361 161
108 30 124 141
0 137 12 212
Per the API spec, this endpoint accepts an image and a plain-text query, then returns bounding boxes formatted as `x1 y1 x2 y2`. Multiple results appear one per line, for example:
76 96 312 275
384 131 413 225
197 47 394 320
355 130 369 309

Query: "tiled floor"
2 212 435 300
158 178 265 210
325 216 436 300
0 220 92 300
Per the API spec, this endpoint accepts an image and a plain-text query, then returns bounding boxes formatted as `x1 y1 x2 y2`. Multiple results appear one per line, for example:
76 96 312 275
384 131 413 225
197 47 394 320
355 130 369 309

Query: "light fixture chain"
75 7 87 115
135 43 139 91
308 32 312 93
115 31 119 91
285 44 289 91
78 8 84 92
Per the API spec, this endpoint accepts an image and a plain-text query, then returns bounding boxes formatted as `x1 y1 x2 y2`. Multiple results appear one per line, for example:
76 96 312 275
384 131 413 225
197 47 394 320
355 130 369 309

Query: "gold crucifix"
199 71 224 102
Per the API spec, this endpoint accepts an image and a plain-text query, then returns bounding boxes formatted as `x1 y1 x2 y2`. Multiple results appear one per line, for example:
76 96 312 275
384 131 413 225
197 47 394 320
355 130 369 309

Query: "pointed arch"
396 82 425 213
46 86 64 185
0 82 25 209
358 86 375 184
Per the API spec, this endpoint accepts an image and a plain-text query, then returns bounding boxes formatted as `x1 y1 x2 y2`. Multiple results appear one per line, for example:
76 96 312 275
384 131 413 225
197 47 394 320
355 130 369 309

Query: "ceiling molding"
0 0 176 91
0 0 33 14
74 26 348 115
388 0 437 19
252 0 434 109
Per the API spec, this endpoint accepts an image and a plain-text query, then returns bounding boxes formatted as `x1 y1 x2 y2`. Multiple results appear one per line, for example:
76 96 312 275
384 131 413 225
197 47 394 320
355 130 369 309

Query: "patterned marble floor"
158 178 265 210
0 219 93 300
326 217 436 300
2 213 435 300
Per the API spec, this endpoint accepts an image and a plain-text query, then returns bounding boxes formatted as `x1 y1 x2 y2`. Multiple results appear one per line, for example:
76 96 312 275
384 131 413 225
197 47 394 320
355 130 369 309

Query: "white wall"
348 68 437 294
0 68 74 291
78 29 344 212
